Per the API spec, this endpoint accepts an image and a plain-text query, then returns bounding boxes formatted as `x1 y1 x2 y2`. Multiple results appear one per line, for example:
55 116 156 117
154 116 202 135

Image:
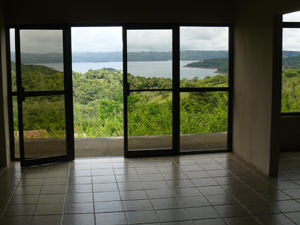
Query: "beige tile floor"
0 152 300 224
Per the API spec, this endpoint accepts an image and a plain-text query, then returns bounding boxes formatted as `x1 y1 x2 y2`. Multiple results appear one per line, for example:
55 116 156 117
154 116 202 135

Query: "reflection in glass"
128 91 172 151
12 96 20 158
10 29 17 92
282 28 300 113
20 30 64 91
180 92 228 152
22 95 67 158
180 27 229 88
127 30 172 89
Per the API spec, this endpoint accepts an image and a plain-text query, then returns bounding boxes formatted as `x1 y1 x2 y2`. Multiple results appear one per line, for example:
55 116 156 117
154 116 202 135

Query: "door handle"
126 83 130 96
21 87 25 102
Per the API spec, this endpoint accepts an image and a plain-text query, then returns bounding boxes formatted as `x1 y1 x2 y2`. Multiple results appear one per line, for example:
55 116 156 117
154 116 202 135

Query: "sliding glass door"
123 27 176 156
14 27 74 167
179 26 231 152
123 25 232 156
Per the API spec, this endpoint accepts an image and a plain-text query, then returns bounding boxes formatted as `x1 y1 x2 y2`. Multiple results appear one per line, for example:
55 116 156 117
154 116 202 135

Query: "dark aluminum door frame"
14 26 74 167
123 24 233 157
123 25 180 157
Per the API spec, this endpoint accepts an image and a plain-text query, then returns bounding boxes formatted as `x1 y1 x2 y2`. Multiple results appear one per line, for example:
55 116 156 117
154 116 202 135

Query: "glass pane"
180 27 229 88
283 11 300 22
128 91 172 151
180 91 228 152
20 30 64 91
282 28 300 113
10 29 17 92
12 96 20 158
127 29 172 90
71 27 124 157
22 95 66 158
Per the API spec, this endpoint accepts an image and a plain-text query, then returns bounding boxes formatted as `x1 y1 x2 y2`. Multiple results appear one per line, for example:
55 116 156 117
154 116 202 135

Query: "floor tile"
256 213 295 225
167 179 194 188
172 187 202 197
198 186 227 195
256 190 292 201
151 198 182 209
214 204 250 217
146 189 176 199
156 208 190 222
185 206 220 220
206 194 238 205
162 221 193 225
38 194 66 204
63 214 95 225
0 216 32 225
31 215 62 225
184 171 210 179
231 192 265 203
282 188 300 199
41 185 66 194
271 199 300 212
94 201 123 212
126 210 159 224
224 216 261 225
161 172 188 180
34 203 64 215
10 194 39 204
285 212 300 225
15 186 42 195
95 212 127 225
177 196 210 207
4 204 36 216
242 202 279 215
64 202 94 214
67 184 93 193
66 193 93 203
117 181 144 191
123 199 153 211
94 191 120 202
222 184 253 194
120 190 148 200
191 178 218 187
142 181 169 189
193 218 227 225
93 183 118 192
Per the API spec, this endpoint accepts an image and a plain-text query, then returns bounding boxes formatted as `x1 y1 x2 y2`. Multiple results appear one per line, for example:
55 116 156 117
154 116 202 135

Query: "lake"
31 61 218 80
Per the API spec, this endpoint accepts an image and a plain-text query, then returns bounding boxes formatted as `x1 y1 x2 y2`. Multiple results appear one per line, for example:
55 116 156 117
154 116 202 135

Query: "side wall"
233 0 300 176
0 2 9 167
233 1 280 176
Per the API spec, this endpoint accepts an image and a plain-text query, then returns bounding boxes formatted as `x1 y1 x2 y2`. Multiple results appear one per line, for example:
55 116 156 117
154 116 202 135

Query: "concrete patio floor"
14 132 227 158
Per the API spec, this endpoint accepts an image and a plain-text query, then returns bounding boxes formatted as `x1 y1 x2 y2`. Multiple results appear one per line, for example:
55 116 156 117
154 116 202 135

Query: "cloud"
127 29 172 52
283 28 300 51
71 27 122 52
180 27 228 51
20 30 63 54
8 26 231 53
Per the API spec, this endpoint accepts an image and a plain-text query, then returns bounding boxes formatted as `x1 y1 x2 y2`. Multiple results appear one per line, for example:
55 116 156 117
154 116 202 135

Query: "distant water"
30 61 218 79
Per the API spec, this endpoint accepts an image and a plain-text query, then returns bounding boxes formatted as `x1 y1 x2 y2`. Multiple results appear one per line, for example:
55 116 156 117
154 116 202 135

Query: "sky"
9 10 300 53
283 11 300 51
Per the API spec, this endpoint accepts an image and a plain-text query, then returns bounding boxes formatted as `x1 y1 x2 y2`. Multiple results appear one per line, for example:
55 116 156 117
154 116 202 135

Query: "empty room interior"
1 0 300 224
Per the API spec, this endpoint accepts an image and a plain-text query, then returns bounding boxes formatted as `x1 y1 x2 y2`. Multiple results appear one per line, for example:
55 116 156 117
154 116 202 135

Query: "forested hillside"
11 51 300 139
11 51 299 63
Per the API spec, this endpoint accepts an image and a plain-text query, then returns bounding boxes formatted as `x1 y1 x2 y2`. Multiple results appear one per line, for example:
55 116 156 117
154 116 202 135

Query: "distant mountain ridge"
10 51 300 63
